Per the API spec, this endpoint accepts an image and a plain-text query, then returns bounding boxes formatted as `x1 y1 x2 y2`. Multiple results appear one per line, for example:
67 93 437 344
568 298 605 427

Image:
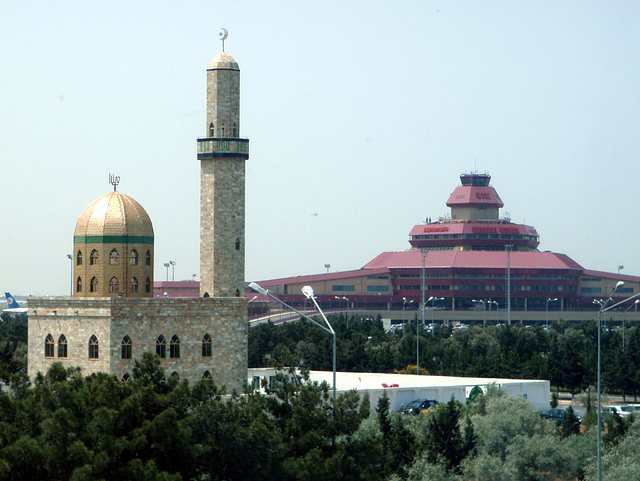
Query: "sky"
2 1 640 296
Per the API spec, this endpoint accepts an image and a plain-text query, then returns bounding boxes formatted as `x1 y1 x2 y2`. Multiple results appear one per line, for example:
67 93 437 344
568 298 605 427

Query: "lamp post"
67 254 73 296
473 299 486 328
545 297 558 330
169 260 176 281
487 300 498 324
164 263 170 281
248 282 337 407
595 281 640 481
335 296 349 328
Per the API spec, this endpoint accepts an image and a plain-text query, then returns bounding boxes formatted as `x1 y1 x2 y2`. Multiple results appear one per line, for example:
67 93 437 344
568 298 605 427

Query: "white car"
604 405 636 418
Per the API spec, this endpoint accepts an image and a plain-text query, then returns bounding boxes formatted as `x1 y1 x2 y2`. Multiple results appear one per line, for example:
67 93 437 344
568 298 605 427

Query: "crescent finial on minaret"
219 28 228 51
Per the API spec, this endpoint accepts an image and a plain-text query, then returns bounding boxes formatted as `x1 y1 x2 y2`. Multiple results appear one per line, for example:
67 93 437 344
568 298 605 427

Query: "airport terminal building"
240 172 640 324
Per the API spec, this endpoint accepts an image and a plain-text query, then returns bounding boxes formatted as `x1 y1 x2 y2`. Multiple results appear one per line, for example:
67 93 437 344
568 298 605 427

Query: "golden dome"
207 51 239 70
74 191 153 239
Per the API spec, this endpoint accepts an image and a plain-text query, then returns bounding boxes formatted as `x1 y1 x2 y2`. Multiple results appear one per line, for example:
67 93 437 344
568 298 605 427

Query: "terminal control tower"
409 172 540 252
197 34 249 298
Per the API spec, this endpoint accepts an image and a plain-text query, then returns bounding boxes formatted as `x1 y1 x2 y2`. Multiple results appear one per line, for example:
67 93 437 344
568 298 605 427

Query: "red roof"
250 267 390 287
362 250 584 271
446 185 504 207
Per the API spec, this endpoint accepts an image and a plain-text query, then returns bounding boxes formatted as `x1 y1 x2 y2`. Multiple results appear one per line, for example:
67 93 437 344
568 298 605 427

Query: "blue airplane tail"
4 292 21 309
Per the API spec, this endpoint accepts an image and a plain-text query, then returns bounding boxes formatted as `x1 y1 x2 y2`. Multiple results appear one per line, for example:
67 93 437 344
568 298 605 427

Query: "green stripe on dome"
74 235 154 244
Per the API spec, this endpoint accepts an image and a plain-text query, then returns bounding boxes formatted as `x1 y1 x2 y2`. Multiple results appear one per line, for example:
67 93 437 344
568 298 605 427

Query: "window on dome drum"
45 334 54 358
129 249 138 265
58 335 67 358
90 249 99 265
170 335 180 359
203 370 212 380
145 277 151 293
90 277 98 293
202 334 212 357
235 237 240 250
109 277 119 293
77 250 83 265
122 335 132 359
146 250 151 266
209 122 214 137
89 335 99 359
76 277 82 293
232 124 236 136
130 277 138 293
156 335 166 358
110 249 119 265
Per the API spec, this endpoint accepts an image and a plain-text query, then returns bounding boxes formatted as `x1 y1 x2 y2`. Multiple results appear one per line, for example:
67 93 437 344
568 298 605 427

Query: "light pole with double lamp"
335 296 349 328
596 281 640 481
248 282 337 407
545 297 558 330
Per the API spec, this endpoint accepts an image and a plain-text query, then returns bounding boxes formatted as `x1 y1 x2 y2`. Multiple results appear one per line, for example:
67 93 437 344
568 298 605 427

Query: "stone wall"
28 296 248 391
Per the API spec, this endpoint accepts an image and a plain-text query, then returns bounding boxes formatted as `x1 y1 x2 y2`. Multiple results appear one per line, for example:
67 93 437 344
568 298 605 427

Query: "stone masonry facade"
28 296 248 391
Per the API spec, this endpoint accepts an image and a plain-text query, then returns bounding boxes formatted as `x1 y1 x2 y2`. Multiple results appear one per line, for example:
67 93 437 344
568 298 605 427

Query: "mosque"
27 44 249 389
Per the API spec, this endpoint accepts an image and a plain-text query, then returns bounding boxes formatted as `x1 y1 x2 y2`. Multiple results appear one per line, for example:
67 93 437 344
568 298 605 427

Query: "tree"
424 396 473 472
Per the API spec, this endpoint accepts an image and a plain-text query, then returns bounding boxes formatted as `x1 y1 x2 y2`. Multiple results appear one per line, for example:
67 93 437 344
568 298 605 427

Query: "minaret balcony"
197 138 249 159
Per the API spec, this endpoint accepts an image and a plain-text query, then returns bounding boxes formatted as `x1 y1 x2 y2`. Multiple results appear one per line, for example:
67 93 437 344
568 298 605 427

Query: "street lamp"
248 282 337 407
164 263 170 281
545 298 558 330
596 281 640 481
487 300 498 324
473 299 486 328
169 260 176 281
67 254 73 296
302 286 337 407
334 296 349 328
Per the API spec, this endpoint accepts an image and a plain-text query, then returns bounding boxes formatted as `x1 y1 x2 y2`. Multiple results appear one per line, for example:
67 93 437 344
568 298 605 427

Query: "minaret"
197 34 249 298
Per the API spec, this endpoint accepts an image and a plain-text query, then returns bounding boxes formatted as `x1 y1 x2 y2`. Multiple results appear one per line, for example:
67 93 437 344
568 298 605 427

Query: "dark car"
399 399 438 415
540 408 582 421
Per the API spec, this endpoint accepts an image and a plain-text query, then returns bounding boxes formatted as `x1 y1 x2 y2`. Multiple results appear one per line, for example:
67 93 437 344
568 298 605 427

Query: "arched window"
171 371 179 379
146 250 151 266
202 334 212 357
76 276 82 293
170 335 180 359
122 373 130 382
90 277 98 293
77 250 83 265
235 237 240 250
235 289 240 297
145 277 151 293
130 277 138 293
90 249 99 265
109 277 119 293
121 335 132 359
209 122 214 137
156 335 166 358
203 370 212 380
45 334 54 358
232 123 236 137
58 335 67 358
129 249 138 265
221 122 225 137
109 249 119 265
89 335 99 359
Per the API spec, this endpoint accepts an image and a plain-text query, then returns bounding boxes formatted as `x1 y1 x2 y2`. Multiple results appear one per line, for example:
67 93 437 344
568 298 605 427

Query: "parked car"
399 399 438 415
604 405 635 418
540 408 582 421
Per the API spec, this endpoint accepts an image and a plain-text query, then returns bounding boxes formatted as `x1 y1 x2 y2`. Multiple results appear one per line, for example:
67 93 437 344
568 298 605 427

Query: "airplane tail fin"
4 293 21 309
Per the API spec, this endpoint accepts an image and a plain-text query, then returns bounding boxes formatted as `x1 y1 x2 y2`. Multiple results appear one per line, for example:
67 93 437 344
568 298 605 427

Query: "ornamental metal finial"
219 28 228 51
109 173 120 191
